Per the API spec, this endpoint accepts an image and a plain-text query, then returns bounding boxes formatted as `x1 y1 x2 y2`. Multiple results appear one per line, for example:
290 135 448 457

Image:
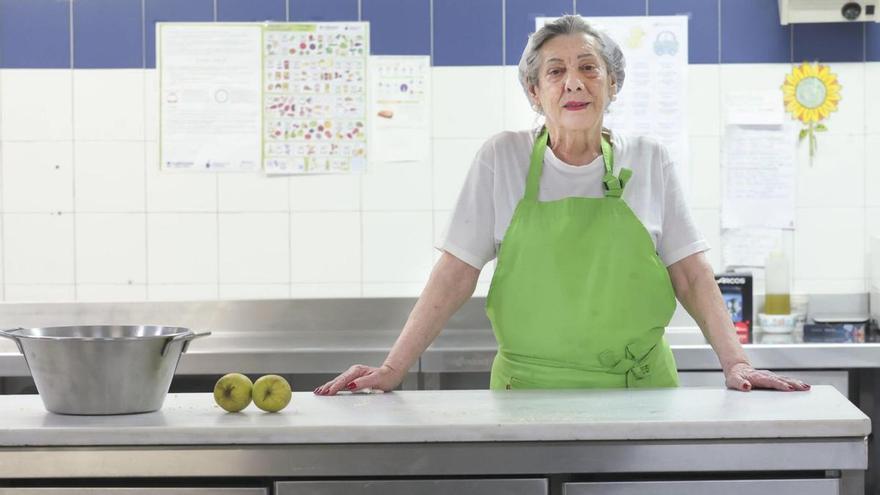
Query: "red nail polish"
347 382 357 390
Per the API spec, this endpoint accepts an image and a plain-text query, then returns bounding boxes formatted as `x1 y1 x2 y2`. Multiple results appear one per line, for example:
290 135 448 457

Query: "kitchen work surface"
0 386 867 495
0 386 868 446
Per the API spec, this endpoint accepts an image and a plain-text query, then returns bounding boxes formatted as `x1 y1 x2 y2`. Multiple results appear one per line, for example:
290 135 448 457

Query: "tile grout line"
501 0 506 66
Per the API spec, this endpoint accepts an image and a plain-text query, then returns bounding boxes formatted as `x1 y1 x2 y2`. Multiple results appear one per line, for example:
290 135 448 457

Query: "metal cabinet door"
563 479 838 495
276 479 548 494
0 490 267 494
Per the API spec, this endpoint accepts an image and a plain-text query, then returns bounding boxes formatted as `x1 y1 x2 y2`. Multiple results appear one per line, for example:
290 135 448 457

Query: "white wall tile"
432 67 504 139
148 284 218 301
77 284 147 302
1 141 73 212
867 207 880 285
75 141 146 212
147 213 218 284
219 284 289 300
432 138 483 210
688 65 721 137
73 70 145 140
144 69 158 142
816 63 864 135
218 173 289 212
75 213 146 284
719 64 788 127
289 174 361 211
290 283 361 298
795 133 864 208
792 279 866 294
291 212 361 283
688 136 720 209
362 161 432 211
4 213 74 284
362 211 433 282
867 134 880 207
0 70 72 141
218 213 289 284
4 285 75 302
362 283 426 297
867 63 880 134
145 142 217 212
793 207 864 280
691 208 721 272
502 65 540 132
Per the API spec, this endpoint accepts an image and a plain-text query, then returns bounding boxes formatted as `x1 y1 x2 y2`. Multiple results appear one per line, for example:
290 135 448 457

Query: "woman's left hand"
724 362 811 392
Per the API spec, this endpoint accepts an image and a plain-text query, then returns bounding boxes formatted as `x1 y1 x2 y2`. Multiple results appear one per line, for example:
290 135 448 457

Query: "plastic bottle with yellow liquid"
764 250 791 314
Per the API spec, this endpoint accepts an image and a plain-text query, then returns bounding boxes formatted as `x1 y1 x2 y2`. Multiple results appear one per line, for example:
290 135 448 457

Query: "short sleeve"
657 156 710 266
435 141 497 270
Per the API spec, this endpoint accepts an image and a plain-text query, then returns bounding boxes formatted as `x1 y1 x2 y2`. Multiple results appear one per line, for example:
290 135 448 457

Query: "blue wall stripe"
362 0 430 56
720 0 790 63
434 0 503 66
145 0 215 68
217 0 286 22
0 0 71 68
865 23 880 61
73 0 144 69
792 23 864 62
576 0 647 17
648 0 719 64
289 0 359 22
4 0 880 68
505 0 571 66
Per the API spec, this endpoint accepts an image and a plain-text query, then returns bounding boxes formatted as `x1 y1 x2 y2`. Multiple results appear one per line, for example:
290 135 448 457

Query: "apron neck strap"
525 127 618 202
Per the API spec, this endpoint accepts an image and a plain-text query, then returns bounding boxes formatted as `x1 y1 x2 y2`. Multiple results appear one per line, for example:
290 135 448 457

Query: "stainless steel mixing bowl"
0 325 209 415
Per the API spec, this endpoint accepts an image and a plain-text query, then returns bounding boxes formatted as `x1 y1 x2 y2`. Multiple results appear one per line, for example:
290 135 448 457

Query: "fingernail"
347 382 357 391
743 383 751 391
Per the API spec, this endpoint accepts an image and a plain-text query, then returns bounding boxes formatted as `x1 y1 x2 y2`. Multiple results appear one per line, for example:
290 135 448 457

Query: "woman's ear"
608 78 617 101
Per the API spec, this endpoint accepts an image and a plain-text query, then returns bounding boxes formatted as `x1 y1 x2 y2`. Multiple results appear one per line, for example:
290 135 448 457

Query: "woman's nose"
564 76 585 91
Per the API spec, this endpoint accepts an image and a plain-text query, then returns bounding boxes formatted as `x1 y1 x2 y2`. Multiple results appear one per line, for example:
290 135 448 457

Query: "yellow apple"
252 374 292 413
213 373 253 412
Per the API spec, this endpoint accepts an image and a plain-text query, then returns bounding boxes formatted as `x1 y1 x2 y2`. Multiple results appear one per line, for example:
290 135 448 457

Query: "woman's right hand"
313 364 403 396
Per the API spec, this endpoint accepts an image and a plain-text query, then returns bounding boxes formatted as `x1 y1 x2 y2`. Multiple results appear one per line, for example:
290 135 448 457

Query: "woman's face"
529 33 617 133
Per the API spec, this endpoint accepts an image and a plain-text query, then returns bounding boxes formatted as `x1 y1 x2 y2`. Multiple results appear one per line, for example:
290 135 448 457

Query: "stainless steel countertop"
0 327 877 376
0 297 875 376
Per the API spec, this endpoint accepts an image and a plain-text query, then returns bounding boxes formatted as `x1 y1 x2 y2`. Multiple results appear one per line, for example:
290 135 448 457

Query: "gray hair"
517 15 626 110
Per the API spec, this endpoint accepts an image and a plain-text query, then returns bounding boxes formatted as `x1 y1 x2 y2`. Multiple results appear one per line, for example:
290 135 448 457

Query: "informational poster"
158 22 369 175
263 23 369 174
368 56 431 163
158 24 262 171
536 16 689 191
721 228 784 269
721 125 796 230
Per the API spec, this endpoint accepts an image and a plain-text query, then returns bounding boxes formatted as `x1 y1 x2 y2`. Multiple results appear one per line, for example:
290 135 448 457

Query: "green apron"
486 128 679 390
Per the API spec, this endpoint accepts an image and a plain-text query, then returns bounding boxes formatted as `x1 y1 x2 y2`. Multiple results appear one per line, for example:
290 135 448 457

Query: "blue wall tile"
433 0 502 65
73 0 143 68
648 0 719 64
290 0 358 21
792 23 864 62
362 0 430 55
506 0 572 66
576 0 647 17
217 0 286 22
145 0 215 68
720 0 789 63
869 23 880 61
0 0 71 68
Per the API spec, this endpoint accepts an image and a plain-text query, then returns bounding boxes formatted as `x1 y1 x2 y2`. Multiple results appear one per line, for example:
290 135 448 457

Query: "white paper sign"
369 56 431 163
158 24 262 172
721 228 784 268
726 91 785 126
721 124 797 230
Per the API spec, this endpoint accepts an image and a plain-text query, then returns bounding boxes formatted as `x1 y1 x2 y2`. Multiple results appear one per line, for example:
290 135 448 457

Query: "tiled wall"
0 0 878 302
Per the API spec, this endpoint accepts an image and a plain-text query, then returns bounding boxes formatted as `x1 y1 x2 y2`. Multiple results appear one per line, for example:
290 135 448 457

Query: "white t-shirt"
437 128 709 270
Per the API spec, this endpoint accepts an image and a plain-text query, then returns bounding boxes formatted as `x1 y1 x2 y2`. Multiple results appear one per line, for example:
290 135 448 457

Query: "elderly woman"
316 15 809 394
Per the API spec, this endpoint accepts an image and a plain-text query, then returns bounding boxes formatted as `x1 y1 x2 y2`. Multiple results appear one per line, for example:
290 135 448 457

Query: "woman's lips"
563 102 589 110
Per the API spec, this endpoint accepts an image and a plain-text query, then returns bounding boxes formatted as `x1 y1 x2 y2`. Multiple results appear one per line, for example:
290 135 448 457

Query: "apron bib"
486 128 679 390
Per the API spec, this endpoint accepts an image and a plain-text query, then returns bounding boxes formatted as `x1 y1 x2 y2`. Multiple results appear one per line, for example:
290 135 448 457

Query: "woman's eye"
582 65 597 72
548 69 562 76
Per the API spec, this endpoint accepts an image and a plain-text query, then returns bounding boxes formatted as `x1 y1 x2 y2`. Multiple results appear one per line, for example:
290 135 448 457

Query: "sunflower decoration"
782 62 841 159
